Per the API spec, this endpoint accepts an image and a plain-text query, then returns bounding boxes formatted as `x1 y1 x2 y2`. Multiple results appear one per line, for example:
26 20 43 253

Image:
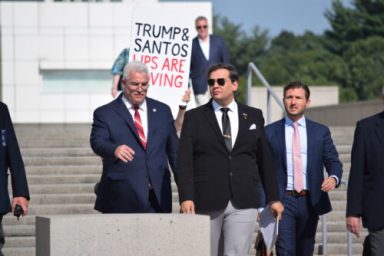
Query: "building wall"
0 1 211 123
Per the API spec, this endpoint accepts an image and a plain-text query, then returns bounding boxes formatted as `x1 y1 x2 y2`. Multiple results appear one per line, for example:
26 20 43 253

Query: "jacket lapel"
277 119 287 172
233 104 247 150
375 111 384 146
202 101 227 150
113 94 142 148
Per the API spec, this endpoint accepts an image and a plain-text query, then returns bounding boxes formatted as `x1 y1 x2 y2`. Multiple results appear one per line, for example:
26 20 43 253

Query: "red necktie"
292 122 303 193
133 105 147 149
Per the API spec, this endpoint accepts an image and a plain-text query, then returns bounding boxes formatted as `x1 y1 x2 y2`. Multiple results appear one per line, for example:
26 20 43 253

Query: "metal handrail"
246 62 285 124
246 62 354 255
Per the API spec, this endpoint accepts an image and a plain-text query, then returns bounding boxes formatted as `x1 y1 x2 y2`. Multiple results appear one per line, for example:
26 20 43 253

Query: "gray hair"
122 61 149 80
195 16 208 24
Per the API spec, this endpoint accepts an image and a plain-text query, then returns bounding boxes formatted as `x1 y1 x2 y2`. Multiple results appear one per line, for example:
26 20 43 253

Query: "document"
259 205 279 255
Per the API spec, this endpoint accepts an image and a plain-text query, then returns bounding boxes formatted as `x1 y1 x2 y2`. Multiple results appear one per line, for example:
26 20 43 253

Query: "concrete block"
36 214 210 256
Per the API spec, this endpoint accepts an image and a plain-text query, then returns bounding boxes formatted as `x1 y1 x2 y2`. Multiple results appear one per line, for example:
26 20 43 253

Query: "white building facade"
0 0 211 123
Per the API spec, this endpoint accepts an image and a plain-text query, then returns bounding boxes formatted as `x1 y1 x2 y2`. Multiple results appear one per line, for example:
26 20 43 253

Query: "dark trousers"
148 189 163 213
0 215 4 256
363 227 384 256
276 194 319 256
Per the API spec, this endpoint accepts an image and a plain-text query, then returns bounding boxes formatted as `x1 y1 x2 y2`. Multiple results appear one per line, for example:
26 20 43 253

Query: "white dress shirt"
212 99 239 149
122 96 148 138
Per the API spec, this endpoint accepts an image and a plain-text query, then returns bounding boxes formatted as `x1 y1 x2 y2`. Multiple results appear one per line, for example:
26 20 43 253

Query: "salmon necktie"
292 122 303 192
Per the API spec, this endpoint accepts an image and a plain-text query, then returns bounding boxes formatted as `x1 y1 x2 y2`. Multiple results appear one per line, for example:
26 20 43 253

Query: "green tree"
325 0 384 100
258 31 347 88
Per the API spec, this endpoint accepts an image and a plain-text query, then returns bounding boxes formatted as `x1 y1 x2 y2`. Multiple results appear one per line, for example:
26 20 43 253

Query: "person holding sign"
91 61 178 213
177 63 283 256
190 16 230 106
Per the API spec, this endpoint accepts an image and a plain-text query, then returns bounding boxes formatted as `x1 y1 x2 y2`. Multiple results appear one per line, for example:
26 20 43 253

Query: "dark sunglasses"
196 25 208 30
208 78 226 86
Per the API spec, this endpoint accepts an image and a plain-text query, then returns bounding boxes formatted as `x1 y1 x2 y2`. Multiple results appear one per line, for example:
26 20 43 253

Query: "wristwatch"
179 105 187 110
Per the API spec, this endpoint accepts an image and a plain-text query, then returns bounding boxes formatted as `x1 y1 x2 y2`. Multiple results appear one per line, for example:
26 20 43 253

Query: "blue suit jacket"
347 111 384 230
0 102 29 214
190 35 230 95
90 95 178 213
265 118 342 215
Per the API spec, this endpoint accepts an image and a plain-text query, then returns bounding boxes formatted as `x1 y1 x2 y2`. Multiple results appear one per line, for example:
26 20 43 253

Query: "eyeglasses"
208 78 226 86
127 81 149 89
196 25 208 30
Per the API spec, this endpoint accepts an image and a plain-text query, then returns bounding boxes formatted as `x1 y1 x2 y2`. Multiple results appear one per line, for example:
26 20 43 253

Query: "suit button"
229 172 233 176
228 156 232 159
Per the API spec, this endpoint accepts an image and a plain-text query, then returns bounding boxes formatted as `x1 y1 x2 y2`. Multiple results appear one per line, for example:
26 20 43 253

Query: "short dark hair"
283 80 310 100
207 63 239 82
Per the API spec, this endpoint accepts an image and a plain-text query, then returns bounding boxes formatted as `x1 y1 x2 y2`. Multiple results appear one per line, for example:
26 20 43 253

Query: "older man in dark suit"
346 88 384 255
90 61 178 213
0 102 29 255
177 63 283 256
190 16 230 106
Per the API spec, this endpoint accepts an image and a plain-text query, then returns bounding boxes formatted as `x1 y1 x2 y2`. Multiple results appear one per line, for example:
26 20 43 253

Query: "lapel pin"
153 108 157 112
242 113 248 119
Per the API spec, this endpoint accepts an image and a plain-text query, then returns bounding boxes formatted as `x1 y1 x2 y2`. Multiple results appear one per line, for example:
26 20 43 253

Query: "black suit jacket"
176 100 279 211
347 111 384 231
0 102 29 215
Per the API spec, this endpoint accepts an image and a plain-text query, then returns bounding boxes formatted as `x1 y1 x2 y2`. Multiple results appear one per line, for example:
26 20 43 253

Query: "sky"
163 0 352 37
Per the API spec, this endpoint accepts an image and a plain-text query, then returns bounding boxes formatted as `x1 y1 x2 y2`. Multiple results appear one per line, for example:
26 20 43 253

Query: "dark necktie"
133 105 147 149
221 108 232 152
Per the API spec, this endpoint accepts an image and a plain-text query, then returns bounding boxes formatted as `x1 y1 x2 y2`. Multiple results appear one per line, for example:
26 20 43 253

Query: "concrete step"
23 156 101 166
1 247 34 256
28 204 98 215
28 184 95 194
30 193 96 204
26 165 101 175
26 174 100 185
21 147 95 157
2 236 35 248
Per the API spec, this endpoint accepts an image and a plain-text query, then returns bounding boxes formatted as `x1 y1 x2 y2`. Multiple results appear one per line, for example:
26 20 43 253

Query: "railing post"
347 231 352 256
322 214 328 255
246 66 253 106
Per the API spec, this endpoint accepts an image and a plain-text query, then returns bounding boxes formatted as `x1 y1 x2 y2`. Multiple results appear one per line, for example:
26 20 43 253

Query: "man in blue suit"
265 81 342 256
90 61 178 213
190 16 230 106
0 102 29 255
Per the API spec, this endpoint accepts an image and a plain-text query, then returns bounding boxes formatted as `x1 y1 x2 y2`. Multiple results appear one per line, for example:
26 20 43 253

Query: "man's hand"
114 145 135 163
321 177 337 192
12 197 29 216
346 216 362 238
270 201 284 221
180 200 195 214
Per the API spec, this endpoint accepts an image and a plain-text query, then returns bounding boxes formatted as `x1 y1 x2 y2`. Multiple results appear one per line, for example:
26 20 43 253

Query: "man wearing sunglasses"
177 63 284 256
190 16 230 106
90 61 178 214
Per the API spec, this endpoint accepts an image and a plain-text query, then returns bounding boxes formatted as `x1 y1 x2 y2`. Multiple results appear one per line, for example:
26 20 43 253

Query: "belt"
286 190 309 197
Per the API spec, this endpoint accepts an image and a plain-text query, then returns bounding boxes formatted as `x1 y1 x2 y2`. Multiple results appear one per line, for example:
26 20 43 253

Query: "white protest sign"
129 4 197 117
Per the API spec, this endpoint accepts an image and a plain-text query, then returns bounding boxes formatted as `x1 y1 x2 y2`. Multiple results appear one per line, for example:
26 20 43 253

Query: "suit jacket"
176 100 279 212
0 102 29 215
190 35 230 95
346 111 384 231
90 95 179 213
265 118 342 216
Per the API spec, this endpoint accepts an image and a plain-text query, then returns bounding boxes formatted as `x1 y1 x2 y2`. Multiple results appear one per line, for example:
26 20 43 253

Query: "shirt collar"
212 99 238 113
122 95 147 111
285 116 306 127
